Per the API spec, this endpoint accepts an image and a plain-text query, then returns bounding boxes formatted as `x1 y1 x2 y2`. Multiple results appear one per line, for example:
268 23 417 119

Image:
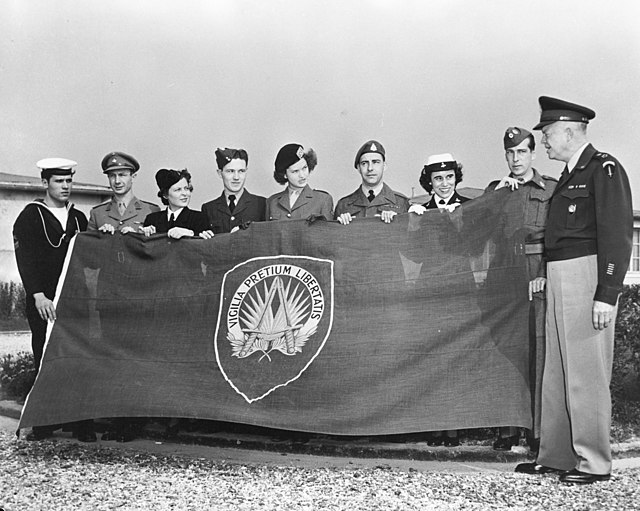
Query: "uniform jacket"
545 144 633 304
143 207 211 236
201 189 266 233
266 185 334 221
88 196 160 232
13 200 88 299
486 169 557 279
423 191 470 210
334 183 409 219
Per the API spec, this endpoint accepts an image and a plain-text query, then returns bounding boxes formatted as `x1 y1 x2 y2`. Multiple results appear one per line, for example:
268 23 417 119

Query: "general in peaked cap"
101 152 140 174
533 96 596 130
354 140 385 168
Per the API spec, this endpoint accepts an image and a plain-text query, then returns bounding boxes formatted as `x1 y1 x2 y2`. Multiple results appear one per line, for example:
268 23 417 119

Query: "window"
632 229 640 272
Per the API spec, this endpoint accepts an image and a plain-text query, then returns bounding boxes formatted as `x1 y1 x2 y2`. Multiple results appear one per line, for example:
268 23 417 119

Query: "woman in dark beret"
265 143 334 221
141 168 213 239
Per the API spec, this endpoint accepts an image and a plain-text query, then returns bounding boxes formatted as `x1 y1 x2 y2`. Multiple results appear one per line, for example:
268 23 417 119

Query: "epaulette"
140 199 159 207
91 199 112 209
593 152 618 179
487 179 501 190
541 174 558 182
313 189 331 196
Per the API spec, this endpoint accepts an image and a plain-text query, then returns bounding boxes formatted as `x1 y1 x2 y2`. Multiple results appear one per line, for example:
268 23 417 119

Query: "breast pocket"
560 188 591 229
529 190 552 228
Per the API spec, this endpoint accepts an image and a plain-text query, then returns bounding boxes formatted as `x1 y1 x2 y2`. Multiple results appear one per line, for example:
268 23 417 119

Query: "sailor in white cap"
12 158 93 441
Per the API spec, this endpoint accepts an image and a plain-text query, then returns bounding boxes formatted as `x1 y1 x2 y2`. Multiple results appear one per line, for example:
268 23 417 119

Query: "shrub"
0 351 36 402
0 281 26 320
612 285 640 402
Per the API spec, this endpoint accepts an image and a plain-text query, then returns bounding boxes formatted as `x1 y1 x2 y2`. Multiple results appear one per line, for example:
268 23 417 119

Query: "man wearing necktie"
485 127 557 454
515 97 633 484
88 152 160 234
201 147 266 234
335 140 409 225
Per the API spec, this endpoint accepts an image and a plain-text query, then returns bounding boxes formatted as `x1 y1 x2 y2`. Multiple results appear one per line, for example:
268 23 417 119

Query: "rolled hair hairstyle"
273 146 318 186
156 168 192 205
419 162 464 194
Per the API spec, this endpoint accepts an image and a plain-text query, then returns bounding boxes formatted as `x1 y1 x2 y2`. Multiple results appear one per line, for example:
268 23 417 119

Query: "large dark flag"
21 189 534 435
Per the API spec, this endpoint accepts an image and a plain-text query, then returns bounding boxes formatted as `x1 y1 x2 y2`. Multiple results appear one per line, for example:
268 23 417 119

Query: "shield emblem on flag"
214 255 334 403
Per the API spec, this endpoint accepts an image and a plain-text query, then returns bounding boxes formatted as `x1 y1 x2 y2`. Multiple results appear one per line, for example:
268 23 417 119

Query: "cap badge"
508 133 514 139
440 163 446 168
296 147 304 159
370 143 377 151
112 158 117 163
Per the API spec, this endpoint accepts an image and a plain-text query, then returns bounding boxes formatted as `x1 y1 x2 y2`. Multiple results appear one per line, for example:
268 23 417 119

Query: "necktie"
439 199 446 205
289 190 299 208
560 165 569 181
516 177 526 184
228 195 236 213
169 213 175 229
367 190 375 202
118 202 126 216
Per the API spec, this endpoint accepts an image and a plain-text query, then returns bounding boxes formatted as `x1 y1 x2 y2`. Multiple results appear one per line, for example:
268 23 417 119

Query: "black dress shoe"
493 434 520 451
427 435 444 446
559 469 610 484
77 431 97 443
515 462 564 475
442 436 460 447
25 427 54 441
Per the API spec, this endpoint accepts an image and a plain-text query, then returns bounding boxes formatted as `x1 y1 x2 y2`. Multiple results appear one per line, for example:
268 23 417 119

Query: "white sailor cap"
36 158 77 175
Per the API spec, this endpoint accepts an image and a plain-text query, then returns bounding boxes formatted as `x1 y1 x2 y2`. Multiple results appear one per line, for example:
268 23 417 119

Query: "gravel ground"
1 432 639 510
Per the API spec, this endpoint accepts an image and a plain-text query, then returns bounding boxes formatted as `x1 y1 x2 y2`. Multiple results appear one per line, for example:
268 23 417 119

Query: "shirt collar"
167 207 184 219
567 142 590 173
360 182 384 198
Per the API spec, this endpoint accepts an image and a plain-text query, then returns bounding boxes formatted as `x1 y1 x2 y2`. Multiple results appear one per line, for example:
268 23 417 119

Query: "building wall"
1 188 110 282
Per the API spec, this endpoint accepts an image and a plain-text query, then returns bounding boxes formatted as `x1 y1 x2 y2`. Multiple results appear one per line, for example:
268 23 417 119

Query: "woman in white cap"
409 153 470 446
266 143 334 221
410 153 470 214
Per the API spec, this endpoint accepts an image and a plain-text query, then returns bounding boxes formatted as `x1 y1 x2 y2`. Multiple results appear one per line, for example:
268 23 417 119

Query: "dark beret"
275 143 304 173
101 152 140 174
503 127 532 149
215 148 248 170
533 96 596 130
354 140 385 168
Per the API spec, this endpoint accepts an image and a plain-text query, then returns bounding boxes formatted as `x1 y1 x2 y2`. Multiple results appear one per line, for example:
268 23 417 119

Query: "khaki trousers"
537 255 615 475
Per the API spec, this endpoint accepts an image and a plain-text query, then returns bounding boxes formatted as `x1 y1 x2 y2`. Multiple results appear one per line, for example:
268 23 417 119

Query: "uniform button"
287 213 291 218
230 216 235 221
119 221 123 225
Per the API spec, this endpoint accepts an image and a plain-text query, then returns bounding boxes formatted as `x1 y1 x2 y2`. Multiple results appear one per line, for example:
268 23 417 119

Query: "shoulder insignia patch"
601 160 617 178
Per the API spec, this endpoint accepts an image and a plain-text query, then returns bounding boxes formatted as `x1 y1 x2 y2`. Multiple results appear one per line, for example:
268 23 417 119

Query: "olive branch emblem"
227 276 316 361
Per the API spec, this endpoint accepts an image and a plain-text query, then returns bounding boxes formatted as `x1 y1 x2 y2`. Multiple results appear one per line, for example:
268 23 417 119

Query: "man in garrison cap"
334 140 409 225
515 97 633 484
88 152 160 234
201 148 266 233
485 127 556 454
12 158 91 441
